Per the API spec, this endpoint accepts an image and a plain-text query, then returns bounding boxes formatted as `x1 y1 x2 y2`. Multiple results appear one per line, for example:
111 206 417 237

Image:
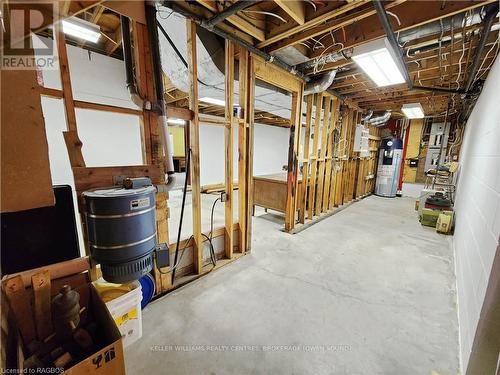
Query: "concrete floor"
126 196 459 375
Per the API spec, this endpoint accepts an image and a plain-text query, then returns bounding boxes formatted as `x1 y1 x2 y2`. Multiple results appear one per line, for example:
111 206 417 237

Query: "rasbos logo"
1 1 57 69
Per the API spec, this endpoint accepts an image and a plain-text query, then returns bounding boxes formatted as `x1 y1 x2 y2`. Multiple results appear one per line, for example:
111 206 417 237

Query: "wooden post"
315 96 331 215
238 46 249 253
134 20 170 291
245 56 255 251
284 85 303 232
300 94 313 224
186 20 203 273
224 40 234 259
307 93 323 219
55 22 85 168
323 97 338 212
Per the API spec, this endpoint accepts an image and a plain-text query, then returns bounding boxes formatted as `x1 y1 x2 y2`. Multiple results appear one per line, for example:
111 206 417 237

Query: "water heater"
375 138 403 198
83 185 157 283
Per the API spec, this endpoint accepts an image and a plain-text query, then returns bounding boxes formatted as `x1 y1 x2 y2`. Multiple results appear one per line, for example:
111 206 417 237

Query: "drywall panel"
75 109 143 167
453 57 500 372
40 36 135 109
1 69 54 212
253 124 290 176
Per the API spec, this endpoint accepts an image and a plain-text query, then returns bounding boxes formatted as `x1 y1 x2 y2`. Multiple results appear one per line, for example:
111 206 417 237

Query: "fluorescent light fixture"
352 38 405 87
401 103 425 119
200 97 226 106
62 18 101 43
167 118 186 125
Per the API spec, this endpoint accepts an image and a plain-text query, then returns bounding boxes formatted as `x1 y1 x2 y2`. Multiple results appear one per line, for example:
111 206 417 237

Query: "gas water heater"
375 138 403 198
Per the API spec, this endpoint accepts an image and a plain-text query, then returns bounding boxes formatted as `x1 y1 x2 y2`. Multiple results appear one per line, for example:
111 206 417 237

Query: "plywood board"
1 69 54 212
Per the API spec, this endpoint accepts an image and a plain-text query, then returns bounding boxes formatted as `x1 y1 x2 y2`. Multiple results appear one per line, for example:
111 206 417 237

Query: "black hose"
171 148 191 283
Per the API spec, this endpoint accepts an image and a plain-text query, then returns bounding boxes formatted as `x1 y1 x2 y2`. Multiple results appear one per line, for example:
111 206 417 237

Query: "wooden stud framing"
55 23 85 168
224 40 234 259
299 94 313 224
307 93 323 219
238 46 250 253
315 97 331 215
186 20 203 274
245 55 256 251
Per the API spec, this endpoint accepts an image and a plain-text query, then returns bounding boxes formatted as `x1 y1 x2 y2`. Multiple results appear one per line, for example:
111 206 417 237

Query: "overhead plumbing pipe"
121 16 152 110
145 3 176 190
464 3 499 93
162 1 308 81
304 70 337 96
121 6 175 190
203 0 260 29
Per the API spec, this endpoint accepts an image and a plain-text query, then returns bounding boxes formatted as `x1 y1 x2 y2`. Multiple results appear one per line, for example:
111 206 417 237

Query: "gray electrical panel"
424 122 450 172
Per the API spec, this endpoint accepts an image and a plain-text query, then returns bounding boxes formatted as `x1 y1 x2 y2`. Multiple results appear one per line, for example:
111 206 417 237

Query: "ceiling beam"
196 0 266 41
265 0 405 53
256 0 369 49
274 1 305 25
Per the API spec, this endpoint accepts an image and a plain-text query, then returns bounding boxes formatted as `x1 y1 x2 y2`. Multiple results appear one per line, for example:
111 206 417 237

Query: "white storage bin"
94 280 143 347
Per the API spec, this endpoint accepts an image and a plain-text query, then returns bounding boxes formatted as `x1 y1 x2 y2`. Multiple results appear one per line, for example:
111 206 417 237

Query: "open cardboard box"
1 258 125 374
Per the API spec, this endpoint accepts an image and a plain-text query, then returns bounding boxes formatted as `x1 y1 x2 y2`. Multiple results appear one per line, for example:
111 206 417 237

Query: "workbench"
253 173 303 214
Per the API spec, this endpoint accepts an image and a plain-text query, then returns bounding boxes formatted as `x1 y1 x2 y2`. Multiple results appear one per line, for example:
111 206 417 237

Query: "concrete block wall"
453 57 500 371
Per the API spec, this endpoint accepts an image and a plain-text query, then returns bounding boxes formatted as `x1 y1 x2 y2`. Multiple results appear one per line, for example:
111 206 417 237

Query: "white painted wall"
253 124 290 175
40 41 143 254
453 57 500 371
199 122 290 186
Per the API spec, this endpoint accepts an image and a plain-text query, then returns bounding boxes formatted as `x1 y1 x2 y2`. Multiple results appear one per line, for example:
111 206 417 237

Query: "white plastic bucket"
94 280 142 347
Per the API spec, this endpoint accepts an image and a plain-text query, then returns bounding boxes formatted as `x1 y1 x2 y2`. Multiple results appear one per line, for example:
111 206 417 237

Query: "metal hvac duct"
304 70 337 96
367 110 392 127
362 110 374 122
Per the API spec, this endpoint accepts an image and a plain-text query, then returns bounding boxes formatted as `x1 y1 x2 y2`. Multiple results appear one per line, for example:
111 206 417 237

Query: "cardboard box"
1 263 125 374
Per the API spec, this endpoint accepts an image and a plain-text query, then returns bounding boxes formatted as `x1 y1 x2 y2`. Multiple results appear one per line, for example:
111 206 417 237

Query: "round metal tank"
83 186 156 283
375 138 403 198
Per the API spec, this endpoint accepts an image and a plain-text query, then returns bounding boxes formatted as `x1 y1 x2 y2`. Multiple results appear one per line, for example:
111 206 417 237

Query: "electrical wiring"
242 10 287 24
455 18 467 89
305 0 317 11
473 39 499 81
387 11 401 26
171 148 191 283
310 37 326 50
438 19 444 83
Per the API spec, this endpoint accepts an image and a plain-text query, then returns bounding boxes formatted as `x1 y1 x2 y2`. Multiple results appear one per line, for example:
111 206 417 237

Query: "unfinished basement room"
1 0 500 374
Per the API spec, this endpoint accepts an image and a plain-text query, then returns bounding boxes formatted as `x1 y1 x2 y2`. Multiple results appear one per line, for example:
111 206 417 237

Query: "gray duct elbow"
367 110 391 127
304 70 337 96
362 110 373 122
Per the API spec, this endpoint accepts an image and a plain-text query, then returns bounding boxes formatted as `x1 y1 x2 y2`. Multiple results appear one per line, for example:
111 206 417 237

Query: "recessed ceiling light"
352 38 405 87
401 103 425 119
